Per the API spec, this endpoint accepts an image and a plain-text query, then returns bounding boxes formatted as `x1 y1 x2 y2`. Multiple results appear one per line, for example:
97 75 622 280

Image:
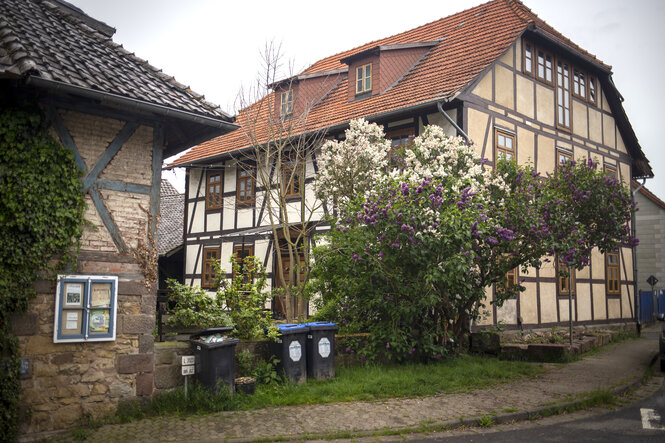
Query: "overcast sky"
67 0 664 200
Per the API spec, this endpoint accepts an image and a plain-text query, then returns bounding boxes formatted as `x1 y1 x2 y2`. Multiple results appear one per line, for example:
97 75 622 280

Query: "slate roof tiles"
157 179 184 255
0 0 230 120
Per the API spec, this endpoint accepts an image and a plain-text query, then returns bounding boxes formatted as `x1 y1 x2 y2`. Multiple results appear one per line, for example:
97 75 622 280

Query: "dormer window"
356 63 372 94
280 89 293 117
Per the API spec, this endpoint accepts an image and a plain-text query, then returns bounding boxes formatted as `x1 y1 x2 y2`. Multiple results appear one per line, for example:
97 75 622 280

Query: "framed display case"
53 275 118 343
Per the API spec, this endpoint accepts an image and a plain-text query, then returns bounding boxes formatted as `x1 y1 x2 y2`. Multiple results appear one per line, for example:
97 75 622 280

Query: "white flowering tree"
315 119 391 206
311 120 555 361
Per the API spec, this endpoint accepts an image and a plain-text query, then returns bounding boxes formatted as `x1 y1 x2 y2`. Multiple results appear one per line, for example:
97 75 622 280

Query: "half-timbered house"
170 0 652 327
2 0 236 436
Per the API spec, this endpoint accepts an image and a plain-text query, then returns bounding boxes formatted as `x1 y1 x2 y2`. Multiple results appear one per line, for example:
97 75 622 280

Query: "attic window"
280 90 293 117
588 75 597 106
523 41 533 75
356 63 372 95
536 48 554 85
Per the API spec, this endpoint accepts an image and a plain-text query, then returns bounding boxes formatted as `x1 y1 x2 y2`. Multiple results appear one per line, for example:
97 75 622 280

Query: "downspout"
438 100 474 331
632 178 647 334
437 100 469 143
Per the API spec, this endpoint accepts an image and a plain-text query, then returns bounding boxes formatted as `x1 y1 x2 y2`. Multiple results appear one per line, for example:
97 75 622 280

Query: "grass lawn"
113 354 543 422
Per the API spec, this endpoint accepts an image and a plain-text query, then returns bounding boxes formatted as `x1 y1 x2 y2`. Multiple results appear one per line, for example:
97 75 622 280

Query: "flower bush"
311 119 635 362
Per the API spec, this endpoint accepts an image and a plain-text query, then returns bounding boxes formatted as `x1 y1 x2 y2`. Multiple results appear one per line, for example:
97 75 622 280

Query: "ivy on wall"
0 107 86 440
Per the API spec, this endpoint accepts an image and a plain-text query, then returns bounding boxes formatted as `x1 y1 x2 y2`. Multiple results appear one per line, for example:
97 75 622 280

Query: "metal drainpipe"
438 100 475 333
632 178 647 334
437 101 469 143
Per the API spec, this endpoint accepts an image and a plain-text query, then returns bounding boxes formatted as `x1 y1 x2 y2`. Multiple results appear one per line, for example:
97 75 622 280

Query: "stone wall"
13 109 159 436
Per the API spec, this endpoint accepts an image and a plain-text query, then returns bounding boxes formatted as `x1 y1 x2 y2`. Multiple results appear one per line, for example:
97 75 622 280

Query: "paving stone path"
85 332 658 442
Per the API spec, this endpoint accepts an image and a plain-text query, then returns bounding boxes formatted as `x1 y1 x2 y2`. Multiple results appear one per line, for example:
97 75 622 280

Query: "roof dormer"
270 69 347 119
340 40 441 102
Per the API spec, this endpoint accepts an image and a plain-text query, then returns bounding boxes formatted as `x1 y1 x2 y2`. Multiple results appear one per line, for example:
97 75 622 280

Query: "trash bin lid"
303 321 339 331
189 336 240 349
276 323 308 335
190 326 234 340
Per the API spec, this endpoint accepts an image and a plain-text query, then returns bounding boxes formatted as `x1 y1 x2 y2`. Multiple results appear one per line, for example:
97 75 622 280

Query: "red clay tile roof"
170 0 608 167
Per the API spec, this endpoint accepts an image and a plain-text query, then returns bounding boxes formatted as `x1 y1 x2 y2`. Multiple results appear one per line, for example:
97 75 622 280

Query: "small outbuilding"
1 0 236 437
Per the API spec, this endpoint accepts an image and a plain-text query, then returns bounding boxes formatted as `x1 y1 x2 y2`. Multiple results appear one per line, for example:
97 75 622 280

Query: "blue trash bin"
303 322 338 380
268 324 309 384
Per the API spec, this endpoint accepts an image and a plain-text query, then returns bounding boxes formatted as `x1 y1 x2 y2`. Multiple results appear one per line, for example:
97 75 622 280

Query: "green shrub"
215 256 275 340
165 279 233 329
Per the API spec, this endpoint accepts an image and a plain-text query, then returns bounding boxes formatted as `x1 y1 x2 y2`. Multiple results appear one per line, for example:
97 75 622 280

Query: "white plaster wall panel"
602 114 616 149
476 288 494 326
185 244 200 274
616 128 628 154
515 40 522 71
284 200 302 223
236 207 253 229
188 168 203 198
536 135 555 176
305 154 316 179
559 298 572 322
574 147 589 164
620 163 630 186
607 298 621 319
308 297 319 316
496 299 517 325
304 186 325 222
222 197 235 230
601 90 611 113
591 248 605 279
516 75 534 119
224 162 237 192
467 108 490 160
576 284 592 321
220 241 234 272
535 84 554 127
189 201 204 233
622 248 634 281
538 257 556 278
539 283 558 323
593 283 607 319
577 263 590 279
588 108 602 143
471 70 493 101
254 239 269 265
572 100 588 139
206 213 220 232
498 44 514 67
621 285 633 319
494 65 514 110
520 282 538 324
517 126 534 166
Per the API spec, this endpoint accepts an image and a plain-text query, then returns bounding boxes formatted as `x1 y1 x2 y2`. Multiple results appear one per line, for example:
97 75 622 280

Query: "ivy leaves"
0 107 86 439
0 107 85 284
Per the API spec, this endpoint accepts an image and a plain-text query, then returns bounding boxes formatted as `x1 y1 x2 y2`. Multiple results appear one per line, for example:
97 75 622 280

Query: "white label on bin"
289 340 302 362
318 337 331 358
182 365 195 376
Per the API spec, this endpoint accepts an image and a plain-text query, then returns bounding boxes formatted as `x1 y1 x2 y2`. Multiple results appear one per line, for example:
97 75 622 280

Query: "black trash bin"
189 327 239 393
268 324 308 384
304 322 339 380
